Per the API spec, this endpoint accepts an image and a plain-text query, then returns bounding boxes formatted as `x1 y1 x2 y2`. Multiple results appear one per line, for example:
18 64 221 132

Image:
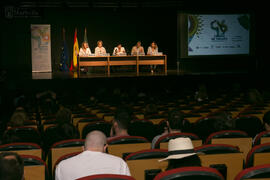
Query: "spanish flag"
70 28 79 71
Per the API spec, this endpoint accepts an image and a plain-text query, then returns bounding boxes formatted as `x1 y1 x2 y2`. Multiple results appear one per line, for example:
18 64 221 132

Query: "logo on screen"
210 20 228 41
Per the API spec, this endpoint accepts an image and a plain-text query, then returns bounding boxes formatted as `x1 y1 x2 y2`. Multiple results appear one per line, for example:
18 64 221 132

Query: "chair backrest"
49 139 84 172
199 153 243 180
52 139 85 148
253 152 270 166
127 158 168 180
234 164 270 180
154 133 200 149
107 136 149 145
205 130 249 144
82 121 111 138
246 143 270 167
108 143 151 158
128 120 156 141
126 153 243 180
0 142 42 158
125 149 168 161
76 174 136 180
253 131 270 145
210 137 252 158
3 126 41 145
153 167 224 180
21 155 49 180
195 144 240 154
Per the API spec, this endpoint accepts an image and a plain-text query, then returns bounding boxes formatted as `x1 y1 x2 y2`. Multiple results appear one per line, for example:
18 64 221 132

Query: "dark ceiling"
0 0 259 10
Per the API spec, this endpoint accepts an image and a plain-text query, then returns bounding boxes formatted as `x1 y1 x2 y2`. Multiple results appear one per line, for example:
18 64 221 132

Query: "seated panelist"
113 44 126 56
147 41 159 55
79 42 91 57
131 41 145 56
94 40 107 56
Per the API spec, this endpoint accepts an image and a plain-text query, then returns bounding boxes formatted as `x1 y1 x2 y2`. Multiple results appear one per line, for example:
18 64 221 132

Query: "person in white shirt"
79 42 91 57
113 44 126 56
131 41 145 56
147 41 158 55
147 42 159 72
95 40 107 56
55 131 131 180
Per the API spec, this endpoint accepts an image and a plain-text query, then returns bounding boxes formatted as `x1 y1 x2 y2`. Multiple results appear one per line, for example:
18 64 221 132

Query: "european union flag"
60 28 69 72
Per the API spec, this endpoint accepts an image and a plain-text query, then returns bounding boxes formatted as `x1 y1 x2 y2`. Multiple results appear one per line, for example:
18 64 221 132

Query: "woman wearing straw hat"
159 137 201 170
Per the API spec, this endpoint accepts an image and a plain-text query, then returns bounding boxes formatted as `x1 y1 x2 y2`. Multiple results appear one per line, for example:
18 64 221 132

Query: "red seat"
0 142 41 151
3 126 41 145
124 149 168 161
76 174 136 180
107 136 148 145
246 143 270 167
154 133 200 149
195 144 240 154
51 139 85 148
205 130 249 144
234 164 270 180
153 167 224 180
21 155 49 179
253 131 270 145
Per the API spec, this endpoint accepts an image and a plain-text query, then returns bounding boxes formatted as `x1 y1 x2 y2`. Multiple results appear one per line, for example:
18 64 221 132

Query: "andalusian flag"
70 28 79 71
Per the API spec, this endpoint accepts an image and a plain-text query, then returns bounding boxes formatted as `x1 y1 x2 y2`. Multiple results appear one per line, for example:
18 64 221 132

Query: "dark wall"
0 7 177 72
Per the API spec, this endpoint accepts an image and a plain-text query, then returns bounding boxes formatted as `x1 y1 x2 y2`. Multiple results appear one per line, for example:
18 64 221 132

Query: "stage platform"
30 69 248 80
2 68 260 93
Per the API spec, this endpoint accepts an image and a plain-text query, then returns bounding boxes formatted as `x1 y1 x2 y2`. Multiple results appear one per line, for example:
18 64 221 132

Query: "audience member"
9 109 29 127
43 108 79 150
235 116 263 138
109 108 131 138
159 137 201 170
247 89 264 105
55 131 130 180
0 152 24 180
195 84 208 102
263 111 270 131
152 110 185 148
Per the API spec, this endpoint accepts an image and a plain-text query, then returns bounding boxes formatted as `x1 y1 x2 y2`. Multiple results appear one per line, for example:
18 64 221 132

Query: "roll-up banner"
31 24 52 72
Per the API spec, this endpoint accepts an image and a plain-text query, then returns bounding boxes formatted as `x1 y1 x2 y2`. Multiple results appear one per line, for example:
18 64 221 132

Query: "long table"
78 55 167 75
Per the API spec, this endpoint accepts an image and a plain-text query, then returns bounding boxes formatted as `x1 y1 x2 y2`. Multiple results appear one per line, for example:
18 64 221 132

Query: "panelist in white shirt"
147 41 158 55
131 41 145 56
55 131 131 180
113 44 126 56
79 42 91 57
95 40 107 56
147 42 159 73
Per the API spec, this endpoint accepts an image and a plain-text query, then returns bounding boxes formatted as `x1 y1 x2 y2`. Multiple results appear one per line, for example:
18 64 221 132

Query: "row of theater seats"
1 131 270 180
36 98 270 142
5 113 269 149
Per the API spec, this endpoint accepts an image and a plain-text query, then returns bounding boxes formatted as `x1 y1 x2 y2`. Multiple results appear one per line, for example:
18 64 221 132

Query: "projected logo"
188 15 203 52
210 20 228 41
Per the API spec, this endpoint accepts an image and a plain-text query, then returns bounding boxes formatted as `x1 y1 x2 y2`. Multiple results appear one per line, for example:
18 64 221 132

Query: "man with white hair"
55 130 131 180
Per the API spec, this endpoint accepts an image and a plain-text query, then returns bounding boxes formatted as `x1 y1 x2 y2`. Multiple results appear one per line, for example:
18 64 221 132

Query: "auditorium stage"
2 68 265 97
30 69 248 80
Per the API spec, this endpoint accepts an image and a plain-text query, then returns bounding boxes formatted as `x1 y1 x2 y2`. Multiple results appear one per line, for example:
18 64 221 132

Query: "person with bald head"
55 130 131 180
